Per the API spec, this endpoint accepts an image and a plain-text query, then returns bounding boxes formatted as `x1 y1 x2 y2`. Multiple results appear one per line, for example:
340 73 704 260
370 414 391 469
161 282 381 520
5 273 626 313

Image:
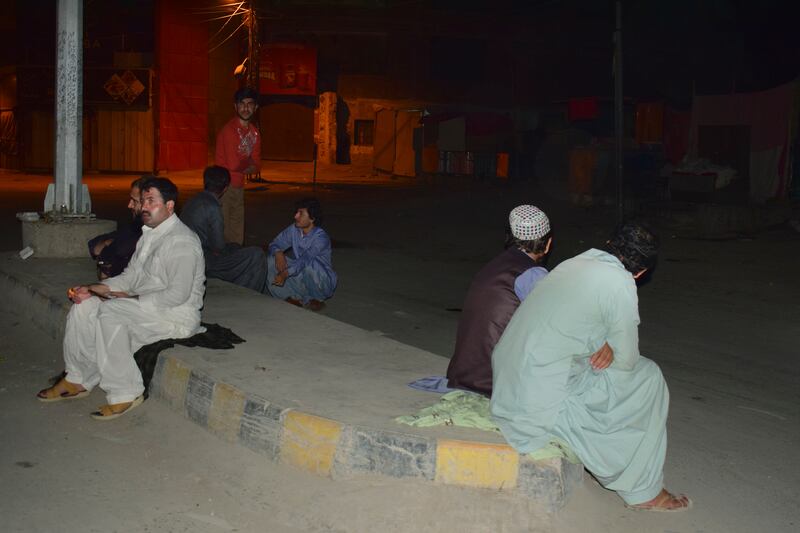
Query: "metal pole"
614 0 624 223
312 143 318 191
53 0 84 213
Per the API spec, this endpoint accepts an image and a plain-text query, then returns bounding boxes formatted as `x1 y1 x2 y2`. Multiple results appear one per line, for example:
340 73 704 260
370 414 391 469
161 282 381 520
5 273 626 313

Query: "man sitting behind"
491 221 690 511
37 177 206 420
266 197 337 310
446 205 553 396
88 176 149 279
181 165 268 292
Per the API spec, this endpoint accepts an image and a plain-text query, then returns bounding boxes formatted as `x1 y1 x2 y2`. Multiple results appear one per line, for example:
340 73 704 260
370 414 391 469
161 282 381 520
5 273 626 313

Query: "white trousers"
63 296 178 404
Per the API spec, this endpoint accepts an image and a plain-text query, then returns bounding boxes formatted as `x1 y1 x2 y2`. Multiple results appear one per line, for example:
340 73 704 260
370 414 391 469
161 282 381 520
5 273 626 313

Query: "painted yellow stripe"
160 357 191 409
207 382 246 442
280 411 342 477
435 439 519 489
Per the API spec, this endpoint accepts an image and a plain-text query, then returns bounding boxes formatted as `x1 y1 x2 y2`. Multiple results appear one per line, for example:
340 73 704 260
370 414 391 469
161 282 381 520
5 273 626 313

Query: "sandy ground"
1 170 799 532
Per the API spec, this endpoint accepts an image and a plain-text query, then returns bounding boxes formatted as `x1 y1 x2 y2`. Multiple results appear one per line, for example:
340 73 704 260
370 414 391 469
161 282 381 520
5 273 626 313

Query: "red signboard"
259 44 317 96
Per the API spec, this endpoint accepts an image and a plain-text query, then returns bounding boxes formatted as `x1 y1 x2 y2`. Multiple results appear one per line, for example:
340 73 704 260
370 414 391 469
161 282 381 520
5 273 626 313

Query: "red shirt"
214 117 261 188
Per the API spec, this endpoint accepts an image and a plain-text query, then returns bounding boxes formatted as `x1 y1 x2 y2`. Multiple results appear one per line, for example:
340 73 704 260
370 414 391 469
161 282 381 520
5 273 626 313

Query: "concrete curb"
0 254 583 512
149 355 583 511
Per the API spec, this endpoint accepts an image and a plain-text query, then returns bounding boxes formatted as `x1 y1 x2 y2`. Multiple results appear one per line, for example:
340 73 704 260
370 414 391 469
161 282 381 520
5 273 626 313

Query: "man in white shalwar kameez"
37 177 205 420
491 221 691 511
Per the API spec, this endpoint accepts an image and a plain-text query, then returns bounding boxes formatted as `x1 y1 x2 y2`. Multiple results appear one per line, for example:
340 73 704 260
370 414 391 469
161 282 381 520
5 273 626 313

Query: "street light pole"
50 0 88 214
614 0 624 223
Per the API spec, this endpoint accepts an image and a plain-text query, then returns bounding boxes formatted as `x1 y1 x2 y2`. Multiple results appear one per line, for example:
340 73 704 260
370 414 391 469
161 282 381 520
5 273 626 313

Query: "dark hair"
131 175 154 190
203 166 231 194
140 177 178 205
295 197 323 226
605 220 659 273
505 231 552 256
234 86 259 103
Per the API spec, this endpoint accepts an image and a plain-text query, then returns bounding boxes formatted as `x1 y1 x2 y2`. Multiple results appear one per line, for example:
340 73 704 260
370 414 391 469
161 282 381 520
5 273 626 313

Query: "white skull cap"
509 205 550 240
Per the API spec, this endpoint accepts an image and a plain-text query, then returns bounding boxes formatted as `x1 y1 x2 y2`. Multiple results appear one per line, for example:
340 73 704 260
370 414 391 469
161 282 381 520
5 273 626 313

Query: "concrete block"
207 382 246 442
185 371 214 426
435 439 519 490
334 427 436 481
21 219 116 258
280 411 343 477
238 397 285 460
152 356 191 410
517 456 584 512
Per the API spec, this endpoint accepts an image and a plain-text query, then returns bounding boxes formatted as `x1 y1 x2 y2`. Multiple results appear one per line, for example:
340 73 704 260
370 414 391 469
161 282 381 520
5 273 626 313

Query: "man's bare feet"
37 378 89 402
627 489 692 512
305 299 325 312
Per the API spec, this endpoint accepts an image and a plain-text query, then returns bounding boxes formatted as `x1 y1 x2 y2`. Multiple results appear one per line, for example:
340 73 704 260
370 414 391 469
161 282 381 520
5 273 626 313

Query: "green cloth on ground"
395 391 581 463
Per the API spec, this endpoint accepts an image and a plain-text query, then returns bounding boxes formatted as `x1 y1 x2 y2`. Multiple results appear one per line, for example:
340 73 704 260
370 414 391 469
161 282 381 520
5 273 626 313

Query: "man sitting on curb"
448 205 615 396
265 197 337 311
87 176 149 279
37 177 206 420
491 221 691 512
181 165 268 293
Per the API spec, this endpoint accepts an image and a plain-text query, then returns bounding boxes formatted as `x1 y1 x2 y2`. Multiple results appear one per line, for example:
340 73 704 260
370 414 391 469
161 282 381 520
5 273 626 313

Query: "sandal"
37 378 89 403
90 395 144 421
626 490 692 512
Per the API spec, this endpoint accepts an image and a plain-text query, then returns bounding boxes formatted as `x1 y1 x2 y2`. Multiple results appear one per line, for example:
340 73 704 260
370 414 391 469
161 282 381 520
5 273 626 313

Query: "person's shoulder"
218 117 237 134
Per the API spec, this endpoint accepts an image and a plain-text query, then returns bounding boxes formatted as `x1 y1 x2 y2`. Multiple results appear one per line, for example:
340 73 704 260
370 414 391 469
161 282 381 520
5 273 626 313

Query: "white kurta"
490 249 669 505
63 214 205 404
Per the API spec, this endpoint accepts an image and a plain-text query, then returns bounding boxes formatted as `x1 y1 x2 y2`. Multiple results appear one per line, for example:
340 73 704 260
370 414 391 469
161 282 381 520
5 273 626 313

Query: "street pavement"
1 167 799 532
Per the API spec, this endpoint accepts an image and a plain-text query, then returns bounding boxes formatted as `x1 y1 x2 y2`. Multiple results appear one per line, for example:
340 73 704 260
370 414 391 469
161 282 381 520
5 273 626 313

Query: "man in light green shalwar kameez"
491 221 691 512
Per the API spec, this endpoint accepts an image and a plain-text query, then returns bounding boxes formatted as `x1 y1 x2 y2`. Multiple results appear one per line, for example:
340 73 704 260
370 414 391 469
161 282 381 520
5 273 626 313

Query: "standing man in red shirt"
215 86 261 244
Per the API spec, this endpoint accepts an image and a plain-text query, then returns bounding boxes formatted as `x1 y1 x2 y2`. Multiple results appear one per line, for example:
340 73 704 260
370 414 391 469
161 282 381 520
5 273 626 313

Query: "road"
1 170 799 532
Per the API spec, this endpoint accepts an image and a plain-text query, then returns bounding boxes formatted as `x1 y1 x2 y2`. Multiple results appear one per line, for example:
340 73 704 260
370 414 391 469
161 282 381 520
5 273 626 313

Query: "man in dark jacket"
446 205 554 395
88 176 148 279
181 165 268 292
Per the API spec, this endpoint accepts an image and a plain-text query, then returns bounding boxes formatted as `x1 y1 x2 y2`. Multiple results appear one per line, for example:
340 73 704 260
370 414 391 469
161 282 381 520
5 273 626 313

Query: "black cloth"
134 322 245 398
446 248 537 396
88 216 143 278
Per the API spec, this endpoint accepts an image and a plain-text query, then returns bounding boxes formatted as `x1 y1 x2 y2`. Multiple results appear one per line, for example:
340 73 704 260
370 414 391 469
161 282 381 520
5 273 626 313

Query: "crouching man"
266 197 337 310
37 177 206 420
491 221 691 511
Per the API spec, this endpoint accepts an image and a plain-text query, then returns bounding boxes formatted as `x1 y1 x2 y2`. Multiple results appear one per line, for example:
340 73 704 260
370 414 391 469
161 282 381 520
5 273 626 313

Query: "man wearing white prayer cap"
447 205 558 396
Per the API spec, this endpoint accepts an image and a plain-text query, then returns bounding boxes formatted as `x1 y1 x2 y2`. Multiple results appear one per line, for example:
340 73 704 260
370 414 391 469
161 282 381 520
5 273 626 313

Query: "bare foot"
284 297 303 307
628 489 692 512
305 299 325 312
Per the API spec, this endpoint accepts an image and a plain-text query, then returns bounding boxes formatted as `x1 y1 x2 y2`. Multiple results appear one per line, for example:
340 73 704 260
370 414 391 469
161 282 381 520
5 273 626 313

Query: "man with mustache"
37 177 206 420
215 86 261 245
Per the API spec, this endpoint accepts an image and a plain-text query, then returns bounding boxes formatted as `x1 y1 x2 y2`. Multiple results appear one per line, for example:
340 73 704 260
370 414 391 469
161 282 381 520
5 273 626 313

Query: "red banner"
259 44 317 96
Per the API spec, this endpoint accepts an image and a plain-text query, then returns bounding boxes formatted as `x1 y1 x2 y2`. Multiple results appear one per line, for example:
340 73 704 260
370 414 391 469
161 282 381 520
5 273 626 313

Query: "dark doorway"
261 103 314 161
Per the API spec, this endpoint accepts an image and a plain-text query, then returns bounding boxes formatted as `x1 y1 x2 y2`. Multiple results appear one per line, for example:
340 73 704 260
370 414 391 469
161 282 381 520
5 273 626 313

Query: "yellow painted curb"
435 439 519 490
207 382 246 442
160 357 191 409
280 411 342 477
